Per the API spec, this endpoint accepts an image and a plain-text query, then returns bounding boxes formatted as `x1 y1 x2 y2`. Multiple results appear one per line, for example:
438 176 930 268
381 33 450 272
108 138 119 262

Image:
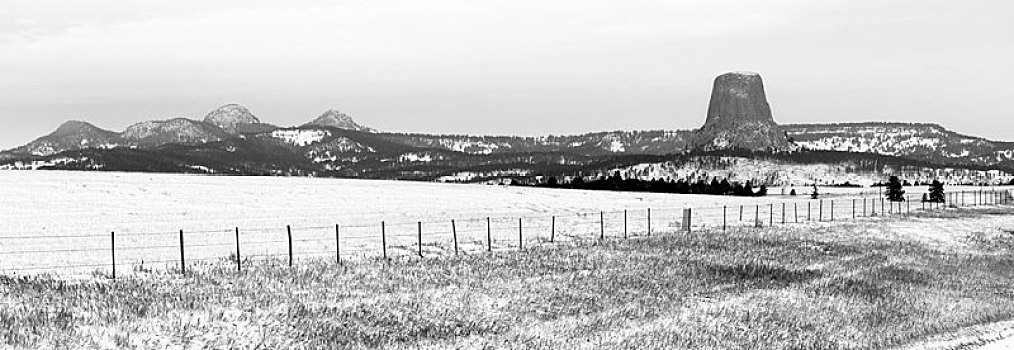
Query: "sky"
1 0 1011 149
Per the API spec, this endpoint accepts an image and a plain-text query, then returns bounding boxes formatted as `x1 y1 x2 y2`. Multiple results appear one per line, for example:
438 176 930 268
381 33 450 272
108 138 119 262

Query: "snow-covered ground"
0 171 1010 275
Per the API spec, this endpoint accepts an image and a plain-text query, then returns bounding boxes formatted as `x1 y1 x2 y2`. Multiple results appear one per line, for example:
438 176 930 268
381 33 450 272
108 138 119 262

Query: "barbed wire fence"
1 188 1011 277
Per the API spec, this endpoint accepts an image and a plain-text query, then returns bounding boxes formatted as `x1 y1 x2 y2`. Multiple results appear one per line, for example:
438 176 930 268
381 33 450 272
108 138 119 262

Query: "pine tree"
886 176 906 202
571 176 585 187
719 179 732 195
928 179 945 203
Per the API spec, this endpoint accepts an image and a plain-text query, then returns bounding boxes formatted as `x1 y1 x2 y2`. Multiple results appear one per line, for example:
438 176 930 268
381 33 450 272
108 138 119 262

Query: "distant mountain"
3 73 1014 181
303 109 376 132
121 118 231 148
784 122 1014 167
203 104 261 134
376 130 693 155
3 120 120 157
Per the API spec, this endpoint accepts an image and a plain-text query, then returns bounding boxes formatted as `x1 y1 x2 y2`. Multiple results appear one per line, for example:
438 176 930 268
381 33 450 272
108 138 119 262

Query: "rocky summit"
694 72 790 151
203 104 261 134
303 109 375 132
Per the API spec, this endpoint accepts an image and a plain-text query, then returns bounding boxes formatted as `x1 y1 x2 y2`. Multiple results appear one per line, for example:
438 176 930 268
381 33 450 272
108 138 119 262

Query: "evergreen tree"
675 179 690 194
756 185 768 197
693 180 707 194
810 184 819 199
547 176 558 187
886 176 906 202
719 179 732 195
928 179 945 203
743 181 754 197
790 189 797 196
571 176 585 187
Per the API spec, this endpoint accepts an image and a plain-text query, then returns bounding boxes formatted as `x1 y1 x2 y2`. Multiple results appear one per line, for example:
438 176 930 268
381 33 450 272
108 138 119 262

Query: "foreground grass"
2 209 1014 349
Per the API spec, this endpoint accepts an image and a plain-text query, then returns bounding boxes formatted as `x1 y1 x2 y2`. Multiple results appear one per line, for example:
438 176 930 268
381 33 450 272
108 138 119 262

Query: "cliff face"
703 72 773 128
693 72 790 151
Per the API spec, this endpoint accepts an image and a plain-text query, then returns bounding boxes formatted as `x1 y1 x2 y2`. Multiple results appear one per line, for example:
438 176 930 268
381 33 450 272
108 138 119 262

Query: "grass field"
3 207 1014 349
2 170 1009 274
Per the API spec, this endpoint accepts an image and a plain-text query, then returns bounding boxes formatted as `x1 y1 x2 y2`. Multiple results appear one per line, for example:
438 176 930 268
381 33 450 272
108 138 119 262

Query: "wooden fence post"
755 204 760 227
723 206 727 232
600 211 605 240
451 220 458 255
518 218 523 251
287 225 293 267
819 200 823 222
740 205 744 221
235 227 241 272
110 231 116 279
624 210 628 238
769 204 773 226
830 200 834 221
807 202 811 221
487 217 492 252
335 224 340 264
683 208 692 232
551 216 556 243
781 203 785 224
381 221 387 260
179 229 185 274
417 221 423 258
647 208 652 236
794 203 798 223
853 199 856 219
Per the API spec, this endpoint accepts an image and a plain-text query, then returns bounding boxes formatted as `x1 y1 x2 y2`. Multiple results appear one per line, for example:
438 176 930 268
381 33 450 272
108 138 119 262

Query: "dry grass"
2 208 1014 349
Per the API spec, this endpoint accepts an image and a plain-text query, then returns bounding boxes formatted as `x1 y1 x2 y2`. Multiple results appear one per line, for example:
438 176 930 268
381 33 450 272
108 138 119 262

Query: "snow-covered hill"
303 109 376 132
784 122 1014 167
3 121 121 157
122 118 230 147
203 104 262 134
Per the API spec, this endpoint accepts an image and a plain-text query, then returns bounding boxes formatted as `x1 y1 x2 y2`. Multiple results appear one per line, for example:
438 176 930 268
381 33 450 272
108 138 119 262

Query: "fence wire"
1 189 1010 275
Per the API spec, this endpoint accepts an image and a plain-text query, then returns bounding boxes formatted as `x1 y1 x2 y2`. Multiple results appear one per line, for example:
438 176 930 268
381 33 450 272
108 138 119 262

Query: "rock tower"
693 71 790 151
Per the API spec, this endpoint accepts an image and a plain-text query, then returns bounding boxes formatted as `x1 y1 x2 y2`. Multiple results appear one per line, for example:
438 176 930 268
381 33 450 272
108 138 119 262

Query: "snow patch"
271 129 330 146
399 153 436 162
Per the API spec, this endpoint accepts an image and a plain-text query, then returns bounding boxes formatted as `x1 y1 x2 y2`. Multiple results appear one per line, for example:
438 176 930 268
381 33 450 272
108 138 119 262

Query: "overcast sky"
1 0 1011 149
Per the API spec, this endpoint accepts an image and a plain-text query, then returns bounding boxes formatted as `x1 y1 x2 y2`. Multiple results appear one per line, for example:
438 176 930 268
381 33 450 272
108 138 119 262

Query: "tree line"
533 172 768 197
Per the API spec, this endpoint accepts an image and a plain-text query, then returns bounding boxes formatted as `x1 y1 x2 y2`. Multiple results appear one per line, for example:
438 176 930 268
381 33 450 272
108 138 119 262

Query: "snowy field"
0 170 1010 274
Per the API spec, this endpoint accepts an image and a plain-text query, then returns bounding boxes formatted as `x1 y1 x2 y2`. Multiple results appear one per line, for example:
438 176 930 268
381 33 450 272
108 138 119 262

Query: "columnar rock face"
694 71 790 151
704 72 773 128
